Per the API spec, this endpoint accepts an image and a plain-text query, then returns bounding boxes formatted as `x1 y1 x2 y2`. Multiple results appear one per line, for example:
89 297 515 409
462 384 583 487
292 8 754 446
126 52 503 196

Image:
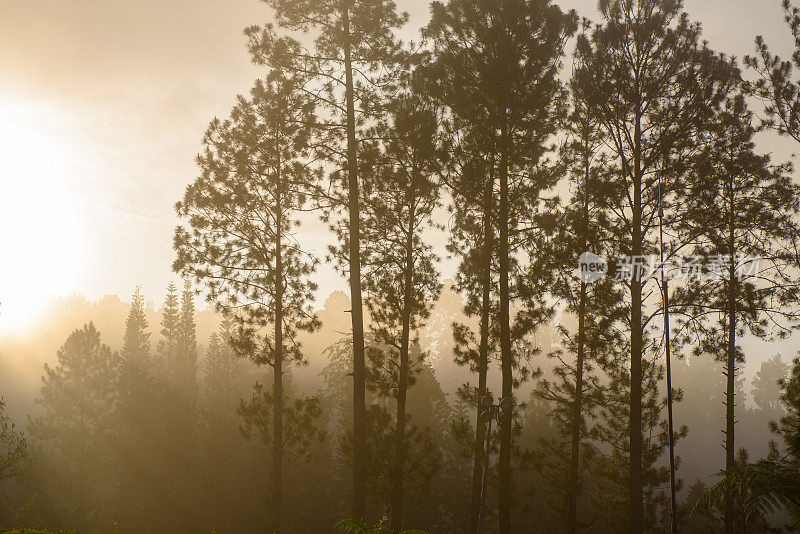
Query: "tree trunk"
342 0 367 520
567 142 590 532
470 161 493 534
273 176 284 534
629 113 644 534
498 121 513 534
724 178 737 534
391 194 416 534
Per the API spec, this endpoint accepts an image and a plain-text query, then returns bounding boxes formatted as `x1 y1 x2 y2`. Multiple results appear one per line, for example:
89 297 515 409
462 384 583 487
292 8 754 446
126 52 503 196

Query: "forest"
3 0 800 533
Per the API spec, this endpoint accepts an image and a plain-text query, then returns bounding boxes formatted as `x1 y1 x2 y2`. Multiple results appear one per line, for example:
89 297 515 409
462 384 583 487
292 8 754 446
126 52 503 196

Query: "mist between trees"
5 0 800 533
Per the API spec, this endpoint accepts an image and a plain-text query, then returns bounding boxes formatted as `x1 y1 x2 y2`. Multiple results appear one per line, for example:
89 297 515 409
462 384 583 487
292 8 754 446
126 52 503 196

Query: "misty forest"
8 0 800 533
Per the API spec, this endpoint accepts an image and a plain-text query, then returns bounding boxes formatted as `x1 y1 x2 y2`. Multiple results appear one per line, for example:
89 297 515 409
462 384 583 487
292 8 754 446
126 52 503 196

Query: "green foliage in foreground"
335 517 428 534
693 459 800 527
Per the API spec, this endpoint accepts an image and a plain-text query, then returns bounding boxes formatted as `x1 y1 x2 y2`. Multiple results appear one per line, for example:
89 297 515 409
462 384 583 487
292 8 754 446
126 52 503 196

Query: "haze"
0 0 794 332
2 1 800 532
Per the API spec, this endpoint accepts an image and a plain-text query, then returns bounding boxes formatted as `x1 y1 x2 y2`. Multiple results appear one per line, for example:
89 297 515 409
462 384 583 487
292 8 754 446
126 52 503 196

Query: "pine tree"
157 282 180 384
753 355 791 417
423 2 576 530
237 374 326 466
121 286 151 375
682 480 718 531
244 0 407 517
174 69 321 533
592 334 687 532
321 336 366 517
772 353 800 478
30 323 119 529
439 123 498 534
358 85 445 532
694 355 800 529
533 49 625 531
198 319 258 531
745 0 800 144
0 398 28 482
155 281 191 531
202 317 245 420
573 2 737 530
177 280 198 401
154 280 200 533
115 285 161 532
358 400 442 519
674 93 800 533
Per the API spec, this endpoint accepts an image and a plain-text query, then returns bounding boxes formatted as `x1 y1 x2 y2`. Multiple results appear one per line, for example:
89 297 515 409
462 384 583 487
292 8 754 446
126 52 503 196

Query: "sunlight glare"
0 97 88 335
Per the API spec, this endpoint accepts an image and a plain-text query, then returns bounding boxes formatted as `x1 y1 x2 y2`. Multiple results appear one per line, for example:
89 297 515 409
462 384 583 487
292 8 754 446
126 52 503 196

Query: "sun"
0 96 88 336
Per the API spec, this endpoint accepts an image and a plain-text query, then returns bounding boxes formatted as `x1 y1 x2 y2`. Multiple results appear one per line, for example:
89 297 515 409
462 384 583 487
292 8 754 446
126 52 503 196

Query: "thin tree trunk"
629 112 644 534
273 174 284 534
498 120 513 534
391 193 416 534
724 177 737 534
470 161 493 534
567 137 590 534
342 0 367 520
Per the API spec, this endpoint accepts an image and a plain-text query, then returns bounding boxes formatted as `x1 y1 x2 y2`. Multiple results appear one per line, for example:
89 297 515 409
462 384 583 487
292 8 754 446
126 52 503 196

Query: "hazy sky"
0 0 797 334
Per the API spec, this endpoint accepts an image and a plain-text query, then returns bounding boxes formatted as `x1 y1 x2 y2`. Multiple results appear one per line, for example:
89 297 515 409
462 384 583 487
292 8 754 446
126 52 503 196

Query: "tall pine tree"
675 93 800 533
116 286 160 532
423 1 576 529
573 2 737 529
359 86 445 532
29 323 119 530
534 49 625 531
245 0 407 517
174 69 321 533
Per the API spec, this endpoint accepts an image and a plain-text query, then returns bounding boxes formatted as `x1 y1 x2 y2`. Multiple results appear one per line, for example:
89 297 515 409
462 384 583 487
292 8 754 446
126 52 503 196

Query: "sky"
0 0 798 336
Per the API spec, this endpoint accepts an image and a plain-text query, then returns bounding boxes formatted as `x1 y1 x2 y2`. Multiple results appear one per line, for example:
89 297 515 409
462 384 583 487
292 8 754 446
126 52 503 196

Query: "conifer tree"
198 319 257 531
244 0 407 517
358 87 445 532
445 145 498 533
694 354 800 530
753 355 791 417
155 282 184 527
155 280 199 533
573 2 737 529
29 323 118 526
120 286 151 381
0 398 28 482
174 69 321 533
745 0 800 144
429 106 499 531
675 93 800 533
202 317 245 420
423 2 576 530
116 286 161 531
157 282 180 384
533 58 624 531
177 280 198 401
592 337 686 531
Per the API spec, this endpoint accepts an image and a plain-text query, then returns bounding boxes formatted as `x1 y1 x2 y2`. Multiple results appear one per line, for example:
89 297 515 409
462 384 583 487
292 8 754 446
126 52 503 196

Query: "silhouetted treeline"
0 287 795 533
4 0 800 533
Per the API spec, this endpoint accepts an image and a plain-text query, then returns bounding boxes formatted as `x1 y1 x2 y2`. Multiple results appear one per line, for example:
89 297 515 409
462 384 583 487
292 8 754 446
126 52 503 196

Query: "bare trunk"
391 195 415 533
273 173 284 534
342 0 367 520
498 121 513 534
567 282 586 534
724 178 737 534
629 113 644 534
470 162 493 534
